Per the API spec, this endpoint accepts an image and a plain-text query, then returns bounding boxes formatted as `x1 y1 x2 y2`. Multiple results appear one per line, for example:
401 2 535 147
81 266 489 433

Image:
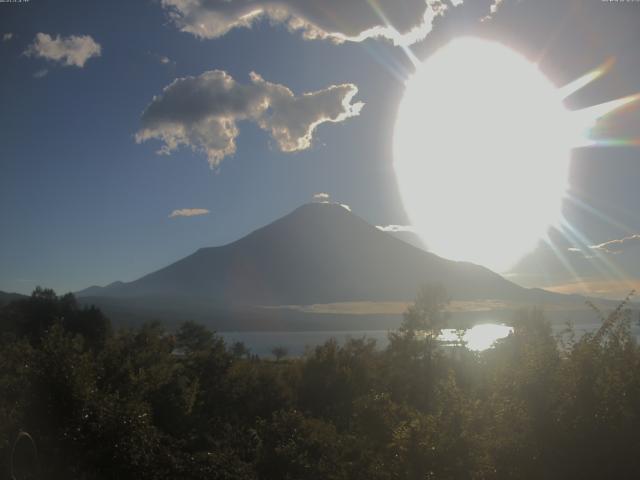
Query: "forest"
1 286 639 479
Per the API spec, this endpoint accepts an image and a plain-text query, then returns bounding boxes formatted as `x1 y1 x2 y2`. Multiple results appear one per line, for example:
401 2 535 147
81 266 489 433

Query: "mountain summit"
78 203 540 307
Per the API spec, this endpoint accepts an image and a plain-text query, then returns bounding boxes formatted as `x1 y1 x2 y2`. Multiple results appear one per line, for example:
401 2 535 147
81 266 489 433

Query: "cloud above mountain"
136 70 363 167
312 192 330 203
160 0 457 46
24 33 101 68
169 208 210 218
311 192 350 210
376 224 415 233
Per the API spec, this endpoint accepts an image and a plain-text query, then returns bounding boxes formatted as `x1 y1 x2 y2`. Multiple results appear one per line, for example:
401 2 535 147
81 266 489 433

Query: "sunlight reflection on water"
439 324 514 351
221 323 514 357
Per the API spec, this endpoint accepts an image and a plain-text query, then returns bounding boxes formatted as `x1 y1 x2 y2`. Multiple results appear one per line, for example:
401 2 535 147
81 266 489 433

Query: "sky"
1 0 639 299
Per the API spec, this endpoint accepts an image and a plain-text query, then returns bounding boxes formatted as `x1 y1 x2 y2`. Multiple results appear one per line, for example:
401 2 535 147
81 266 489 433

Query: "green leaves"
2 288 640 478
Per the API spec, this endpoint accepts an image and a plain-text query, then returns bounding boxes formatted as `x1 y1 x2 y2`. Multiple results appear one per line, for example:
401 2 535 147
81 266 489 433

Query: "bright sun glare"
394 38 575 271
393 37 635 272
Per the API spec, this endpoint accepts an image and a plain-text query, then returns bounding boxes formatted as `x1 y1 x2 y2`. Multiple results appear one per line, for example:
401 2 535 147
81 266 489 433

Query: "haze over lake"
220 321 640 357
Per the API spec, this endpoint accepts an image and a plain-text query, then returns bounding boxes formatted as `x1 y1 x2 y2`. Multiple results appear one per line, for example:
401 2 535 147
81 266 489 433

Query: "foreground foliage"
1 287 639 479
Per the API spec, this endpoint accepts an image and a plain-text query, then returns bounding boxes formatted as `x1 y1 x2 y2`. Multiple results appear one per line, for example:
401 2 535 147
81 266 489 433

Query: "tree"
385 285 450 407
0 288 111 350
176 320 215 353
401 284 449 335
272 346 288 362
231 341 250 359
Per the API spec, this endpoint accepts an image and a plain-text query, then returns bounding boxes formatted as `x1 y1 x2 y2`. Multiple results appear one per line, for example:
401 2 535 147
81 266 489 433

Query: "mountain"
386 230 427 251
78 203 578 313
0 291 27 307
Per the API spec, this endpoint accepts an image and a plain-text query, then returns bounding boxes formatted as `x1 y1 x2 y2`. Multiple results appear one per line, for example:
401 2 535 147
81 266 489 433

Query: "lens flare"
393 37 639 272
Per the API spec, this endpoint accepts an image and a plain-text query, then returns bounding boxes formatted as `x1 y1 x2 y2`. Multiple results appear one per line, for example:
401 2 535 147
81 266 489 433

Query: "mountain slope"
78 203 551 307
0 291 27 307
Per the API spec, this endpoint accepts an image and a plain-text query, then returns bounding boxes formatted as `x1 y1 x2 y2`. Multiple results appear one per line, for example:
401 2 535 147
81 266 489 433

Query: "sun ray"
541 232 589 292
588 137 640 147
564 193 633 236
566 93 640 147
577 93 640 126
394 38 639 273
557 216 627 284
558 58 615 100
360 42 414 84
364 0 421 67
553 57 640 148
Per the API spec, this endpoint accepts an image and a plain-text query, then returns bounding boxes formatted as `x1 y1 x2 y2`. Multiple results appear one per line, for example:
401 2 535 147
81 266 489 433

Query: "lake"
220 321 640 357
220 324 513 357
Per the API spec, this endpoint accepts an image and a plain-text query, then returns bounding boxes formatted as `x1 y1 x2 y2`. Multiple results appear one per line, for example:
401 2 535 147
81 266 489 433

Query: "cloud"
569 234 640 256
376 224 416 233
160 0 454 46
481 0 506 21
136 70 363 167
590 234 640 254
312 192 330 203
2 33 13 42
311 192 350 211
24 33 101 68
148 51 175 66
33 69 49 79
489 0 505 14
169 208 210 218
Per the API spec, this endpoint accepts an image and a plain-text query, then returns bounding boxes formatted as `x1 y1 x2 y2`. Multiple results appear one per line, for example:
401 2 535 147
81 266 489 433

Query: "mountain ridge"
77 203 573 307
0 291 28 307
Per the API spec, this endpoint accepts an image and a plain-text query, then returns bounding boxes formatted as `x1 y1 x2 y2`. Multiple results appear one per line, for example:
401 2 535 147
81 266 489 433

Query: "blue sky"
1 0 639 298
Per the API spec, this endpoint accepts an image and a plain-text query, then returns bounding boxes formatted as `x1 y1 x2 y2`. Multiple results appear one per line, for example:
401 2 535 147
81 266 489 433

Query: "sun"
394 38 576 272
394 37 640 272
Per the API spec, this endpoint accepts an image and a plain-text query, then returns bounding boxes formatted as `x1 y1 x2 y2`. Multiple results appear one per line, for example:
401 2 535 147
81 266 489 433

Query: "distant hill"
75 203 594 328
0 291 27 307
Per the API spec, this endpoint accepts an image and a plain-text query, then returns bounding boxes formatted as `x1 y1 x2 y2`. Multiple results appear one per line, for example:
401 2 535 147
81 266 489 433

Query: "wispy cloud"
376 225 415 233
136 70 363 168
160 0 456 46
148 51 175 66
311 192 351 211
24 33 101 68
591 234 640 254
2 33 13 42
312 192 330 203
33 69 49 79
569 234 640 255
482 0 507 21
169 208 210 218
